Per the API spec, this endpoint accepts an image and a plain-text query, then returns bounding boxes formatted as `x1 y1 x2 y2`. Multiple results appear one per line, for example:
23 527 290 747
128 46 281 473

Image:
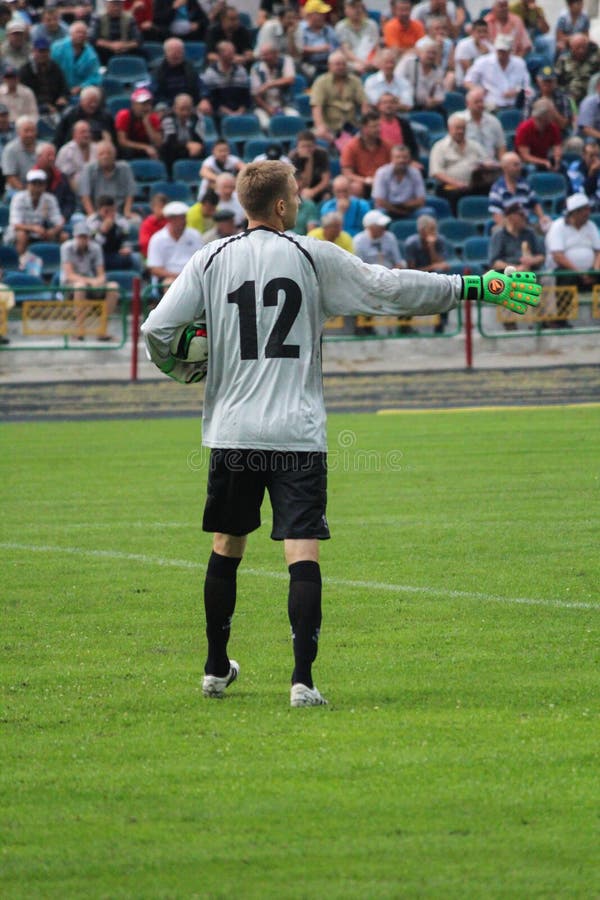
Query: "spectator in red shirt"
514 98 562 171
115 87 163 160
139 192 168 258
340 110 393 197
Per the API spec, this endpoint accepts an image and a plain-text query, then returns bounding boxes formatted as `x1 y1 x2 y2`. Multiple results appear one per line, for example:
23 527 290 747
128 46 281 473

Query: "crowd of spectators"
0 0 599 344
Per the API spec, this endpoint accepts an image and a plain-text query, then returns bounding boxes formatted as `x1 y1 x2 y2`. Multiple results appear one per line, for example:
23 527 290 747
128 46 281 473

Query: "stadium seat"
408 110 447 144
293 73 308 94
497 108 523 132
130 158 168 183
106 94 131 115
238 10 252 28
106 55 149 85
37 119 55 140
184 41 206 69
367 8 382 23
423 194 453 219
0 245 19 269
438 218 478 254
143 41 164 68
203 115 219 141
329 158 341 178
527 171 568 215
106 270 137 296
591 213 600 229
462 236 490 274
293 93 312 120
242 137 276 162
151 180 194 202
267 114 305 146
409 120 431 152
28 242 61 278
221 114 261 152
172 159 201 186
3 271 50 300
443 91 466 115
101 75 124 97
456 195 492 230
389 219 418 242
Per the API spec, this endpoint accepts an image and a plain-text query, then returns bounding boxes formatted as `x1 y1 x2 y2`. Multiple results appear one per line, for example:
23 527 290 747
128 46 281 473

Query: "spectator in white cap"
116 88 162 160
1 19 31 71
7 167 65 257
60 221 119 342
354 209 405 268
545 193 600 297
147 201 204 289
464 33 532 110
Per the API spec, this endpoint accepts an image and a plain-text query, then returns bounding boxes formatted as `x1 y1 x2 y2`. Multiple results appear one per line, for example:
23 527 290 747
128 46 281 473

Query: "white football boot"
202 660 239 698
290 683 328 707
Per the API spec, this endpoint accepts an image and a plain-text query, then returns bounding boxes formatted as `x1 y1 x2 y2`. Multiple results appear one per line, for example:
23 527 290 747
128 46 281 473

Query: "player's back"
201 227 327 452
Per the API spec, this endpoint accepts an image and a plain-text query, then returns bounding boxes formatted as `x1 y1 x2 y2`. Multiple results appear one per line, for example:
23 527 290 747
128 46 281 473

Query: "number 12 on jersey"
228 278 302 360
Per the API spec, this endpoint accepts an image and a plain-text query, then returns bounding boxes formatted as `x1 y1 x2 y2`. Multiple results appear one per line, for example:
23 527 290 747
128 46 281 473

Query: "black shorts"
202 448 330 541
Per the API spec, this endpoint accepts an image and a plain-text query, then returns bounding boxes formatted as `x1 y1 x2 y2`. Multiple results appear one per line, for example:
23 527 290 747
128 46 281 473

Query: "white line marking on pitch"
2 542 596 612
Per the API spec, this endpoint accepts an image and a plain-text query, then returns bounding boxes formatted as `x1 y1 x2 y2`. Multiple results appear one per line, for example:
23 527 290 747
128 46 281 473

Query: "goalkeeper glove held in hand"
461 270 542 314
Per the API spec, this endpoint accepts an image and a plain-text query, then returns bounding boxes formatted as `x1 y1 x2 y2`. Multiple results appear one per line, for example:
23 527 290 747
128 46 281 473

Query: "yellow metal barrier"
324 314 442 330
496 284 578 324
592 285 600 319
22 299 108 337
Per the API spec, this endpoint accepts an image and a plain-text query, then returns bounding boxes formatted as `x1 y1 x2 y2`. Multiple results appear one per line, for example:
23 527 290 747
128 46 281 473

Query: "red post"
464 297 473 370
130 276 141 382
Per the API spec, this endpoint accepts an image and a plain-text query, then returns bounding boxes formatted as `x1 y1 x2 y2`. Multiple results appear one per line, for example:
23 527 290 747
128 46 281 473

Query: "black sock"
288 560 322 689
204 551 241 677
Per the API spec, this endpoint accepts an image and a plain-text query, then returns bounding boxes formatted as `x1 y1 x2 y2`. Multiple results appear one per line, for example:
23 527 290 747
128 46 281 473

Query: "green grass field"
2 406 599 899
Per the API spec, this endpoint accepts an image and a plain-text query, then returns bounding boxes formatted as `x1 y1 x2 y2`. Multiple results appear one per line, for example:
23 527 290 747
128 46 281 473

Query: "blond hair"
236 161 295 221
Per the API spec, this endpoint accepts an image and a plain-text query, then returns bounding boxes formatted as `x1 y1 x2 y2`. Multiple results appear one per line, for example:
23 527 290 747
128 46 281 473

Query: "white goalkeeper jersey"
142 226 462 451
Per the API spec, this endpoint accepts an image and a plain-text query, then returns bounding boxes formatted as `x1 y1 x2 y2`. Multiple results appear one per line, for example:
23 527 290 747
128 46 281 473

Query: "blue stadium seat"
456 195 492 230
143 41 164 68
243 137 276 162
462 236 490 273
293 93 312 120
185 41 206 69
0 204 9 229
0 245 19 269
409 120 431 151
389 219 418 242
37 119 55 140
409 110 447 144
106 55 149 85
101 75 125 97
106 270 138 296
423 194 453 218
3 271 50 300
221 114 261 152
293 74 308 94
28 242 61 278
437 219 478 254
129 158 168 183
107 94 131 115
497 108 523 132
151 180 194 202
527 171 568 215
172 159 202 185
130 159 169 200
267 114 305 146
525 53 552 77
203 115 219 140
443 91 466 115
366 8 381 23
238 11 252 28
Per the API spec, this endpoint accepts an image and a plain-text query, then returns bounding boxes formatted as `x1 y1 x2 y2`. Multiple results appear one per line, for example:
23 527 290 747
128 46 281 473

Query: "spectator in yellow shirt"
308 211 354 252
186 189 219 235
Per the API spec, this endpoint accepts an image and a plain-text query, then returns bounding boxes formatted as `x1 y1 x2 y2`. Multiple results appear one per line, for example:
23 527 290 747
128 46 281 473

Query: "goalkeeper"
142 161 541 708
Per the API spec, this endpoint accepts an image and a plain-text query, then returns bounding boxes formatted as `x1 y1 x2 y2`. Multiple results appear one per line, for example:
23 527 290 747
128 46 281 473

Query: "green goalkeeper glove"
461 270 542 314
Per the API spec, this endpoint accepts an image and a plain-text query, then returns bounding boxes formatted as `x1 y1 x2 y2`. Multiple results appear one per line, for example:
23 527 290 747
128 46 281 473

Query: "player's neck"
246 217 285 232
